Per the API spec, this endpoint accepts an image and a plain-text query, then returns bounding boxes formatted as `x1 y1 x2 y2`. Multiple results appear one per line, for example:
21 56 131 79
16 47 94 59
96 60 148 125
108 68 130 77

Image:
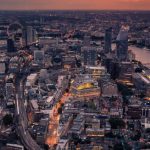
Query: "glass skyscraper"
104 27 112 53
7 38 16 53
82 46 97 66
116 26 129 61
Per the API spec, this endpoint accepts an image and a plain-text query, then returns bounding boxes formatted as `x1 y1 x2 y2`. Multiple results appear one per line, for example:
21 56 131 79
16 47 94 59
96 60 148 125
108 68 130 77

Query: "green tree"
0 95 4 99
131 131 141 141
3 114 13 126
146 128 150 133
139 92 145 99
113 143 123 150
109 118 125 129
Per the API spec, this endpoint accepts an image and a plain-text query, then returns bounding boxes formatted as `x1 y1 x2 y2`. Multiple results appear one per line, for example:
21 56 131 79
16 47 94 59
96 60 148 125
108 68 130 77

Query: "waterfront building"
133 72 150 91
119 61 134 81
116 26 129 61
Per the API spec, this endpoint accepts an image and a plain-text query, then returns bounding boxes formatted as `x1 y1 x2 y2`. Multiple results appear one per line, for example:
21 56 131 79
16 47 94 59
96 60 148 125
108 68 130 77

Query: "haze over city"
0 0 150 10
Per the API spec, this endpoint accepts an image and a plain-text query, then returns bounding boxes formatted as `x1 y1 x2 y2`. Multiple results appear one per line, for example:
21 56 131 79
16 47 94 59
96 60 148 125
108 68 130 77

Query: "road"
14 67 70 149
46 93 71 147
15 77 42 150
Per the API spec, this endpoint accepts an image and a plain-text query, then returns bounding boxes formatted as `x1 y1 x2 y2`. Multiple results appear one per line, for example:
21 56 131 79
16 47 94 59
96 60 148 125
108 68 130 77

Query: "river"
129 46 150 64
112 44 150 64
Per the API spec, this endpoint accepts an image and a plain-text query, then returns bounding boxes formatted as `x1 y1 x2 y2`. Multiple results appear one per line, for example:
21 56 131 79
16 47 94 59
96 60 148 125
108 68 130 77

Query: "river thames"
112 45 150 64
129 46 150 64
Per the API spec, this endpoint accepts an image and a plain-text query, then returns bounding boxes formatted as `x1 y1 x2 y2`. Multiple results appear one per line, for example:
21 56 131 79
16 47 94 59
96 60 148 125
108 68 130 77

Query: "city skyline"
0 8 150 150
0 0 150 10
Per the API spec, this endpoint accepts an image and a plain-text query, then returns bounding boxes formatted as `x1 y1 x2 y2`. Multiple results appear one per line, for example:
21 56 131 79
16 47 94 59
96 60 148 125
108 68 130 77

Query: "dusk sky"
0 0 150 10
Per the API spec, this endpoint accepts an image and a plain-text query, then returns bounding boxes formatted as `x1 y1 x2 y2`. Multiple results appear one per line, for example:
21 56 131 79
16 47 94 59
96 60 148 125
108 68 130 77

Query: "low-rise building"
141 102 150 129
71 74 100 97
101 82 118 97
56 139 69 150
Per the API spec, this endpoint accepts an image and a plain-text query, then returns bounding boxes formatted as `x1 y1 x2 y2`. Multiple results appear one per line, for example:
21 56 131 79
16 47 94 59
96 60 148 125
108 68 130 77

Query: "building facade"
104 27 112 53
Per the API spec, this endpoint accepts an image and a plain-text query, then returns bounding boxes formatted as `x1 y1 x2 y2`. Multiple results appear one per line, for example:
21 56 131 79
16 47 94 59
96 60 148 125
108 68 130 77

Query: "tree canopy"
109 118 125 129
3 114 13 126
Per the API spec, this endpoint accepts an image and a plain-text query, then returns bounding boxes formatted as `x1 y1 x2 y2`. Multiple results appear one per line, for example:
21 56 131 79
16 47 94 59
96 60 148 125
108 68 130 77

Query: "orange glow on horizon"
0 0 150 10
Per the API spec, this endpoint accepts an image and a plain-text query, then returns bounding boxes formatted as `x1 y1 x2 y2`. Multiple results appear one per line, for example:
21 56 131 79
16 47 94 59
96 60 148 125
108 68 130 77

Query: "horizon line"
0 9 150 12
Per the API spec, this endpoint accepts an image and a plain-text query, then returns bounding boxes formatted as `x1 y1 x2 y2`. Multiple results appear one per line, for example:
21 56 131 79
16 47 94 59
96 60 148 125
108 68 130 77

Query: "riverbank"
112 44 150 64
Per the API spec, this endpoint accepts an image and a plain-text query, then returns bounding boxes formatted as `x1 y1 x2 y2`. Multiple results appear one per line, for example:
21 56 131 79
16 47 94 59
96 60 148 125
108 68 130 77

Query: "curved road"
15 77 42 150
14 68 71 150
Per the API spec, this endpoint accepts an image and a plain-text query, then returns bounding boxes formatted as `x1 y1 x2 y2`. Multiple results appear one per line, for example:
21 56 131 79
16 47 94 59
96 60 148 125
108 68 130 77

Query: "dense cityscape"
0 10 150 150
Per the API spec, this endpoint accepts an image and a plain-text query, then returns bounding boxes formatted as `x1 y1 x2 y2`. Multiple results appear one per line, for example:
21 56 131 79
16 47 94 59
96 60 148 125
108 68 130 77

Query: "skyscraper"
7 38 16 53
34 50 45 64
26 26 34 45
82 46 97 66
5 82 14 99
0 61 6 75
33 29 38 43
116 26 129 61
104 27 112 53
83 35 91 46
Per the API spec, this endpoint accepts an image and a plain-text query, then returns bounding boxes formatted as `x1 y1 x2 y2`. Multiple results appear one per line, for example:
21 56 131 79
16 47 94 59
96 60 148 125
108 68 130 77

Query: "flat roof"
86 66 106 70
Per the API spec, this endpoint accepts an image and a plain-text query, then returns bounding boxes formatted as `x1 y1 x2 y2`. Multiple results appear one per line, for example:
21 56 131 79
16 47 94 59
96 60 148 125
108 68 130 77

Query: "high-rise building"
26 26 33 45
14 32 23 48
0 62 6 75
104 27 112 53
5 82 14 99
83 35 91 46
34 50 45 64
81 46 97 66
33 29 38 43
116 26 129 61
7 38 16 53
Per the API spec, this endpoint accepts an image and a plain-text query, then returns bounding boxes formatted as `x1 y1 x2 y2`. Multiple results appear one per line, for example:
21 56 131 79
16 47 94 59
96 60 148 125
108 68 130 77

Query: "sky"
0 0 150 10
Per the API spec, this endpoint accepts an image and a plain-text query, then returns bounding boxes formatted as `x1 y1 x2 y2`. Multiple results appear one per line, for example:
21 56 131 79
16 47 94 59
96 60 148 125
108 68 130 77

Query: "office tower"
5 82 14 99
7 38 16 53
34 50 45 64
116 25 129 61
104 27 112 53
26 26 33 45
109 61 120 80
33 29 38 43
14 31 23 48
82 46 97 66
40 17 44 24
83 35 91 46
0 62 6 75
26 26 37 46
